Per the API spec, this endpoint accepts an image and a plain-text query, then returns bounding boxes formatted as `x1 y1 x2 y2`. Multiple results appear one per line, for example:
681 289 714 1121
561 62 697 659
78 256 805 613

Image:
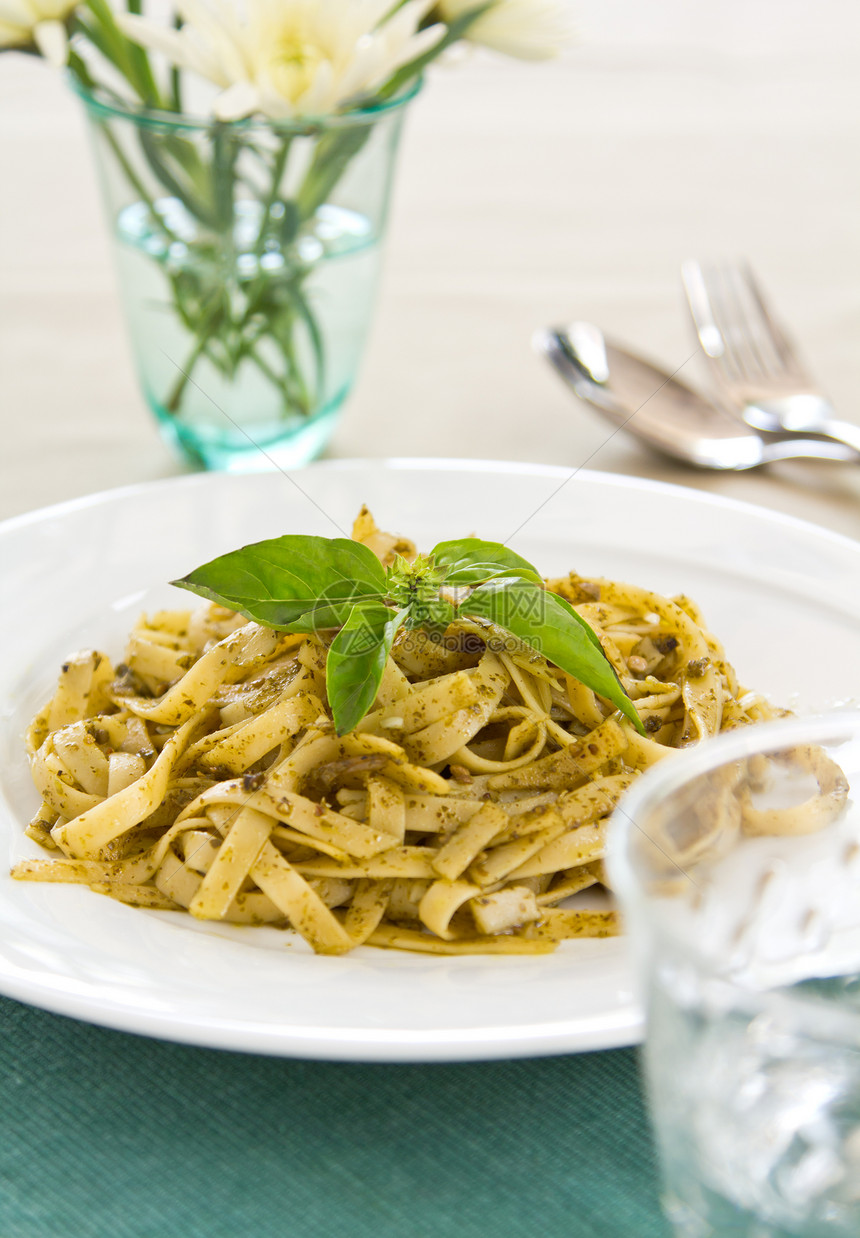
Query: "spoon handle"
759 433 860 466
747 399 860 461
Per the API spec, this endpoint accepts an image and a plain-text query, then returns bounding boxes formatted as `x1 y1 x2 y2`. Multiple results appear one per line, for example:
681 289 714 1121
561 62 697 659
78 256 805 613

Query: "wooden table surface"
2 0 859 538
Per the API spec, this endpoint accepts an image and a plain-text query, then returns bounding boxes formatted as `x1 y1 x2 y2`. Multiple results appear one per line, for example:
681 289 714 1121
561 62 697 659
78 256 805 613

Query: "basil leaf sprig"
172 534 644 736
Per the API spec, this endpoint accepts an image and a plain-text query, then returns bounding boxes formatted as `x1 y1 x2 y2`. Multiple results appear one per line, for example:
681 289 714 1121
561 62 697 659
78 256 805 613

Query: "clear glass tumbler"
73 78 418 471
607 712 860 1238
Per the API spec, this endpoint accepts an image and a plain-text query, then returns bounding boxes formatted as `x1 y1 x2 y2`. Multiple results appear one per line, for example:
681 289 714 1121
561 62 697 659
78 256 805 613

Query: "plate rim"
3 456 860 561
0 964 641 1060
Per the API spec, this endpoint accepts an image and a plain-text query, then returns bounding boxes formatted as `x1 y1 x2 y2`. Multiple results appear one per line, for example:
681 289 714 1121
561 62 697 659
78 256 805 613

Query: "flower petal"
118 13 190 67
294 56 335 115
449 0 575 59
213 77 260 119
114 0 455 119
0 19 27 43
0 0 34 30
33 15 66 64
391 20 447 69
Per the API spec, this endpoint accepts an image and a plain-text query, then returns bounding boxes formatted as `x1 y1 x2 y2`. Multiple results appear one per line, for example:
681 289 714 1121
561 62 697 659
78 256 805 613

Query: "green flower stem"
211 123 239 233
250 348 311 417
248 348 280 387
163 283 230 412
254 137 293 257
294 125 371 222
164 329 210 413
138 129 221 230
168 13 183 111
295 285 324 377
102 128 154 209
162 277 321 420
72 17 122 80
90 121 183 248
83 0 161 105
248 311 314 415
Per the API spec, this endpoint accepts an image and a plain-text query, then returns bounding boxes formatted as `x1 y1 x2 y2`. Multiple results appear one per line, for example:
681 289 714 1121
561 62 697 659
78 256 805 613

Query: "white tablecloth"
2 0 859 538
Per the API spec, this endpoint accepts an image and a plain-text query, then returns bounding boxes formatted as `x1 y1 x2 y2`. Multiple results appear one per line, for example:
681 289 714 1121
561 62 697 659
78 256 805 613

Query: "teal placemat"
0 996 668 1238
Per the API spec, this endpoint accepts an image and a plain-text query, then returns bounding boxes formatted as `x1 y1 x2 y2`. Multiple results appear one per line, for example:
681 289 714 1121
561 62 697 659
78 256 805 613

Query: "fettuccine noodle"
14 511 825 956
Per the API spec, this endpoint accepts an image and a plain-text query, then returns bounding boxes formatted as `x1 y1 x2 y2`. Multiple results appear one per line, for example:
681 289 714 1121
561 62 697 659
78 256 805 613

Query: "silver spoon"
536 322 860 471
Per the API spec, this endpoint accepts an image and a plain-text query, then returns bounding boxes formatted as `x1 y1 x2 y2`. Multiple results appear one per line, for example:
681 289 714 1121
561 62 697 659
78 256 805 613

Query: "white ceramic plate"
2 459 859 1061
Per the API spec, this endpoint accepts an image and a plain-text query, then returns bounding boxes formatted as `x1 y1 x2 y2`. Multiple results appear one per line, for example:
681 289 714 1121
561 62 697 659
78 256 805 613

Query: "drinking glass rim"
69 74 422 134
606 708 860 1039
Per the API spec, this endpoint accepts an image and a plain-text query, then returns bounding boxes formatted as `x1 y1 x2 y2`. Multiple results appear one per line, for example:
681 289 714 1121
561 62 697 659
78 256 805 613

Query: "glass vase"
73 79 419 471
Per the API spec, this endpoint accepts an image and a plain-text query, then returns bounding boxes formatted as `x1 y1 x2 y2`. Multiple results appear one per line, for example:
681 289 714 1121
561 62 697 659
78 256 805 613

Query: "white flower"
0 0 75 65
437 0 574 60
119 0 445 120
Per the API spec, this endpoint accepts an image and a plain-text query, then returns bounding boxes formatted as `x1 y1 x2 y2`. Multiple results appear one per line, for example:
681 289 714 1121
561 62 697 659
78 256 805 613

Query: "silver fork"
681 259 860 459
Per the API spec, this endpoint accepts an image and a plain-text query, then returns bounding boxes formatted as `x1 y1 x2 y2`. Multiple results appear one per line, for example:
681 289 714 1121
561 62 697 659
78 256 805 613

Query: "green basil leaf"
430 538 542 586
171 535 388 630
288 601 362 633
463 579 644 733
326 603 407 736
540 588 606 655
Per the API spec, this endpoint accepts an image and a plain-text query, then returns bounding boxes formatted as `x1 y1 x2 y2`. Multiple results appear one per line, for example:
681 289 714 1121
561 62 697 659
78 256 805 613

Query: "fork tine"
721 262 785 381
682 259 759 387
740 261 806 379
707 262 764 385
683 259 831 423
685 258 809 387
681 260 745 389
680 259 725 358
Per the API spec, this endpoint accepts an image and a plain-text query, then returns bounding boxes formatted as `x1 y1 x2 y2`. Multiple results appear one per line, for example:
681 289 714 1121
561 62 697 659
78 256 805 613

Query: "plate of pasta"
1 459 859 1061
